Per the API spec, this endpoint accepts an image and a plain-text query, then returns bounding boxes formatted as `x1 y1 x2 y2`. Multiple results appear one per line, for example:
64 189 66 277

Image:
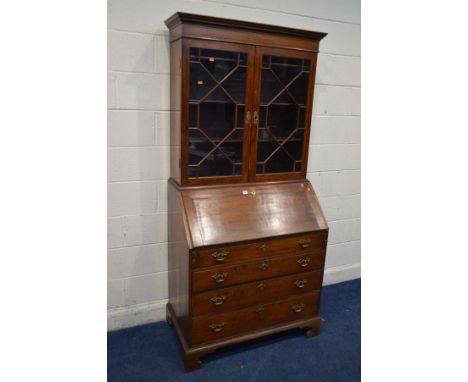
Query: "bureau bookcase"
165 13 328 371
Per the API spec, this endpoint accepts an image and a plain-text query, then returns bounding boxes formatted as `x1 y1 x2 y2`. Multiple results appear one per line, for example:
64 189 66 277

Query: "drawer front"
191 291 320 345
195 232 326 268
192 252 325 292
192 270 322 316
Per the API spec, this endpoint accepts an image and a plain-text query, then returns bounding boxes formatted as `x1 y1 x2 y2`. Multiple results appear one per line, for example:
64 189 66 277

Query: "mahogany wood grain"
164 13 330 372
182 181 326 248
192 270 322 316
166 13 327 187
169 39 182 183
179 38 255 186
165 12 327 50
191 291 320 345
167 181 191 337
248 46 318 183
167 302 321 371
300 49 319 178
195 232 326 268
179 24 319 52
192 251 325 292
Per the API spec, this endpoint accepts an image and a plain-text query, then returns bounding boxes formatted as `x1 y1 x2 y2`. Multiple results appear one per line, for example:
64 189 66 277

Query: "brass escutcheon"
259 244 268 252
298 239 311 248
256 306 265 314
211 273 228 283
259 261 269 271
257 282 266 291
211 250 229 262
294 279 308 289
210 322 225 333
297 257 311 268
292 303 305 313
210 295 227 306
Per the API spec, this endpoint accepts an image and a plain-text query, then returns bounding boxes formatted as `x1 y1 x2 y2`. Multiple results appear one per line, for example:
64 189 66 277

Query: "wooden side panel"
304 180 329 231
167 181 190 338
169 39 182 183
300 53 319 177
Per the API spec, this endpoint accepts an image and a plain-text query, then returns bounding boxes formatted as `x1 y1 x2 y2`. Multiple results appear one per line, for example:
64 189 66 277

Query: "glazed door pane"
254 53 313 176
187 46 251 180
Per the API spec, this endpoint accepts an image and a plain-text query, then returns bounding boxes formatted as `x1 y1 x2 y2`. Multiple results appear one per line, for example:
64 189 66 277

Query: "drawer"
195 232 326 268
192 270 322 316
192 251 325 292
191 291 320 345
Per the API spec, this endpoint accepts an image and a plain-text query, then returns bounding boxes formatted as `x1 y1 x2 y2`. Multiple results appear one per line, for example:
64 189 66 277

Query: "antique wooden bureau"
164 13 328 371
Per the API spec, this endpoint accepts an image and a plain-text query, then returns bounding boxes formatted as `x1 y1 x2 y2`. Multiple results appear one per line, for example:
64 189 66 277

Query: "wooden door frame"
248 46 318 183
180 38 256 186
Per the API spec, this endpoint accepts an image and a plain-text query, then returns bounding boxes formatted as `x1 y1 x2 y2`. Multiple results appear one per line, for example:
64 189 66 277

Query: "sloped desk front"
167 179 329 371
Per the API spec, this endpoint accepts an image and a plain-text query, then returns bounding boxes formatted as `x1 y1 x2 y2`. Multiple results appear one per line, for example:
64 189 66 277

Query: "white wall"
107 0 361 331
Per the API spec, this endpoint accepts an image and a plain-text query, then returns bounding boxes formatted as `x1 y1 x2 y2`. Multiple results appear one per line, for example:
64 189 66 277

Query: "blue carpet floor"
108 279 360 382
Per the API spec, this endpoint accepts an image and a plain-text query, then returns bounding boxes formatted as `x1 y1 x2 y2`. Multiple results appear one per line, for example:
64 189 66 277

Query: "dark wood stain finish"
182 180 326 247
194 231 327 268
167 180 191 337
191 291 320 345
165 12 328 371
192 270 323 316
192 251 325 292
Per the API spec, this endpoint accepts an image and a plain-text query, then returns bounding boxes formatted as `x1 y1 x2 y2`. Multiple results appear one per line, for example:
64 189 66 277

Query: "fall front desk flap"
180 180 328 249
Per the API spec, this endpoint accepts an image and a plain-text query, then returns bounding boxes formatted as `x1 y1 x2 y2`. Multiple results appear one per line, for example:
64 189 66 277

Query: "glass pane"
284 129 305 161
223 67 247 103
288 72 309 105
189 63 216 101
267 104 297 138
199 102 235 140
257 138 279 162
256 55 311 175
270 56 302 84
264 149 294 173
200 49 246 81
237 106 245 128
188 47 248 178
188 144 242 178
260 70 283 104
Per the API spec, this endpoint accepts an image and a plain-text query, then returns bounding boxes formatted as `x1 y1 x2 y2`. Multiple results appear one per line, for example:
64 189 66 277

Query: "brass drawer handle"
211 273 228 283
298 239 311 248
210 322 225 333
259 244 268 252
210 295 227 306
259 261 269 271
211 250 229 262
246 110 251 124
257 282 266 291
256 306 265 314
292 303 305 313
297 257 311 268
253 110 259 126
294 279 308 289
